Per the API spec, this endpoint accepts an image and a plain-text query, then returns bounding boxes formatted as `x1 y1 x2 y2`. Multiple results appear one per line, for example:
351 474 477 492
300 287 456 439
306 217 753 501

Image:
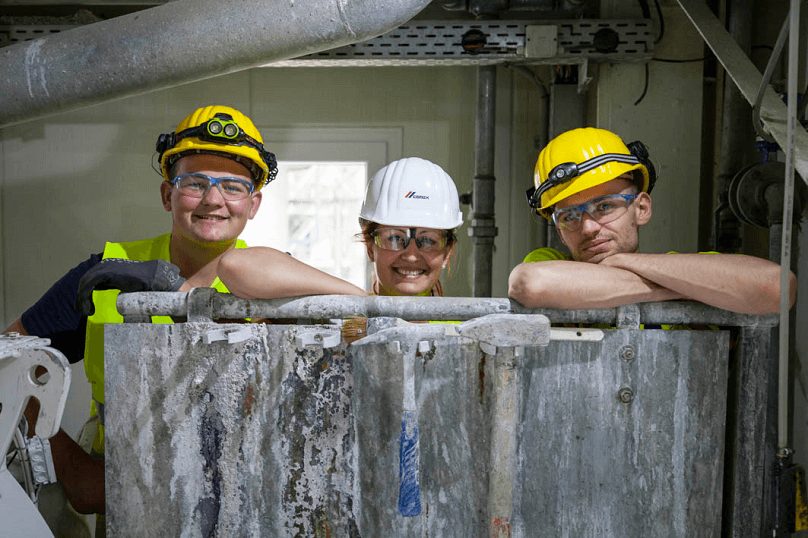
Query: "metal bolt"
617 387 634 404
619 345 636 362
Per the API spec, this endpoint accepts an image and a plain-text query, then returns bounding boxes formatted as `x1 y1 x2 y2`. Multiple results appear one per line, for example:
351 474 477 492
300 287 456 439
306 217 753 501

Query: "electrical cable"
653 0 665 44
633 0 664 106
13 427 36 503
637 0 651 19
6 447 19 467
633 63 650 106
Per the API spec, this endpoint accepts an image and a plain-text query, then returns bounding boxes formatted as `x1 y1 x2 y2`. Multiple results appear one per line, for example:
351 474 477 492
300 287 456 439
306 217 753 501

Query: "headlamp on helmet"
526 128 656 219
526 152 644 210
155 106 278 190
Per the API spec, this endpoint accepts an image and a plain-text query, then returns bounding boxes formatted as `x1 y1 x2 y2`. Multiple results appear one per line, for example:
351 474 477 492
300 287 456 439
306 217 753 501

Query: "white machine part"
0 333 71 538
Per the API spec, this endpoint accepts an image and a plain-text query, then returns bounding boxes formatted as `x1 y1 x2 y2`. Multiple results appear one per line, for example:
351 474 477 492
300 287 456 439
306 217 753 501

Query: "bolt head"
617 387 634 404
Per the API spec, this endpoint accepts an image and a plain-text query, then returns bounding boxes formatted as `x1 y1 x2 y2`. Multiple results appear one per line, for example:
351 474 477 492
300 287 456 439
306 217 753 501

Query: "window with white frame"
239 161 369 290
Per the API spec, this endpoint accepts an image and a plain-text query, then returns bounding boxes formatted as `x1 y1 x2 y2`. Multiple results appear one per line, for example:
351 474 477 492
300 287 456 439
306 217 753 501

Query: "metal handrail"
116 289 780 328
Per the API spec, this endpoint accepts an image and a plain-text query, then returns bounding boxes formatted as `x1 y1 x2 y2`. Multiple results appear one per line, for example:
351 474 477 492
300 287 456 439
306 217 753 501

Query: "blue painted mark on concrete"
398 411 421 517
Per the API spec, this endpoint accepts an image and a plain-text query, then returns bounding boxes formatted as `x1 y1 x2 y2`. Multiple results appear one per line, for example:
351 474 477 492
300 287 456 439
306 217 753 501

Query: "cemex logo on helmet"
405 191 430 200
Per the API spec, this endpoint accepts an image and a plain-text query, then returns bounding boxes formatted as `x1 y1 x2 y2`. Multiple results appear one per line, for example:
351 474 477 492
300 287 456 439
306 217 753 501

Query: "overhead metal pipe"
0 0 431 127
469 65 498 297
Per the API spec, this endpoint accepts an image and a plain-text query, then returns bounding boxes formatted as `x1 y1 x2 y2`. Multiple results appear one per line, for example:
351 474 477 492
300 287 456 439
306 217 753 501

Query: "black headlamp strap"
534 153 641 201
576 153 640 174
156 118 279 184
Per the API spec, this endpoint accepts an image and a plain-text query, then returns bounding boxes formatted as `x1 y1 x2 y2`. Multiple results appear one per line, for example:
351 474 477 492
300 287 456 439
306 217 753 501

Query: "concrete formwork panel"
105 322 359 537
351 328 497 537
516 330 729 537
104 319 729 537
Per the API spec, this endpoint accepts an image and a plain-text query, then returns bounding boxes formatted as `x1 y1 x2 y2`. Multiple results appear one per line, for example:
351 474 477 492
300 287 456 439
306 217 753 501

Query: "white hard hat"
359 157 464 229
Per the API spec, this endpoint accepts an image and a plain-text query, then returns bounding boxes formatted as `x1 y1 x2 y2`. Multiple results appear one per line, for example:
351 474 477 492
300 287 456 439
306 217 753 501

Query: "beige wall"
1 47 707 326
0 65 546 320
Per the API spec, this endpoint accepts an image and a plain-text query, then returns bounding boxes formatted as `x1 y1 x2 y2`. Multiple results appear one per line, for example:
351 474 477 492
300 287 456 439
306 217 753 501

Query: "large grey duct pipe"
0 0 431 127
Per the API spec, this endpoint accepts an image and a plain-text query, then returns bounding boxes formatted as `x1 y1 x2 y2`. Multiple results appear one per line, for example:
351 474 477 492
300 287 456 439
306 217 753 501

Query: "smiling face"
554 176 651 263
365 226 454 296
160 153 262 247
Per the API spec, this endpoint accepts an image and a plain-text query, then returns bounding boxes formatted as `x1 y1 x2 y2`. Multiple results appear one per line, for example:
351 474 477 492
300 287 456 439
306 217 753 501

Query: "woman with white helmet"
216 157 462 300
358 157 463 296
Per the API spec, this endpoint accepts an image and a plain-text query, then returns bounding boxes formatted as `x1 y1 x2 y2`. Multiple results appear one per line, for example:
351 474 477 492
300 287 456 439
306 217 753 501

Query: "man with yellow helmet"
3 105 364 519
508 127 796 315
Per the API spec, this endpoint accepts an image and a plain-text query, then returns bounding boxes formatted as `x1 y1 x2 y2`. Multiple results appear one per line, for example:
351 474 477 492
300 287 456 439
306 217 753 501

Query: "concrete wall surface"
105 317 730 537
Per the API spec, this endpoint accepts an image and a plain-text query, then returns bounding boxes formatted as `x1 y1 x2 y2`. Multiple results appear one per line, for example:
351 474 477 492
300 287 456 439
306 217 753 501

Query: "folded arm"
217 247 368 299
508 260 684 309
600 252 796 314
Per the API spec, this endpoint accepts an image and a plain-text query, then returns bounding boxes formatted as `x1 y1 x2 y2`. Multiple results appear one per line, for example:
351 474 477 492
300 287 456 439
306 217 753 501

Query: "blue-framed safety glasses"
171 173 255 201
552 193 638 231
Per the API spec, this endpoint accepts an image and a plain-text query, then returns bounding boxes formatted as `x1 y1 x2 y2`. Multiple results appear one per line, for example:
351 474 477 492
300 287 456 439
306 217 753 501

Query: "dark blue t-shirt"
20 253 102 364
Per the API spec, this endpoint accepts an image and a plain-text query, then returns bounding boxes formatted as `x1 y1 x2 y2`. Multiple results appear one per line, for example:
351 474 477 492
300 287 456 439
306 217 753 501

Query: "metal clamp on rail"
468 218 498 244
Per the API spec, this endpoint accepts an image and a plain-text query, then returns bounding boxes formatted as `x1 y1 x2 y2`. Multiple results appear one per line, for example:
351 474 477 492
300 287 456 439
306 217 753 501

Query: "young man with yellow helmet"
508 127 796 315
3 105 364 518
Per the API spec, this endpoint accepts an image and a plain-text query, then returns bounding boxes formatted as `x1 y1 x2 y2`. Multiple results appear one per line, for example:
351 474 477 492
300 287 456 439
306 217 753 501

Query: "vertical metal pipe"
470 65 498 297
713 0 755 252
778 0 800 454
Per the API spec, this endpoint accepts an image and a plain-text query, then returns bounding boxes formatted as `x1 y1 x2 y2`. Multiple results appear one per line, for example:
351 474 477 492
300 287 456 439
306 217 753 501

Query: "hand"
75 258 185 316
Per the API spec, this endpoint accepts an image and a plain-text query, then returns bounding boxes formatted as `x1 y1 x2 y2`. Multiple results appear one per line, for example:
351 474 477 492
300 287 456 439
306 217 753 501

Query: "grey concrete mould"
105 321 361 536
105 317 733 537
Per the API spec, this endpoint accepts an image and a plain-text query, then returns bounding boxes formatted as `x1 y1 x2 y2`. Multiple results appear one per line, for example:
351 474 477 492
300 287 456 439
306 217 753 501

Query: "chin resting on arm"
217 247 368 299
508 260 683 310
600 252 796 315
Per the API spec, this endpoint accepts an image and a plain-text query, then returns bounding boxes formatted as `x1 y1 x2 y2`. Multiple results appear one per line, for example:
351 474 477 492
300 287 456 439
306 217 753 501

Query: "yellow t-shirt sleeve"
523 247 570 263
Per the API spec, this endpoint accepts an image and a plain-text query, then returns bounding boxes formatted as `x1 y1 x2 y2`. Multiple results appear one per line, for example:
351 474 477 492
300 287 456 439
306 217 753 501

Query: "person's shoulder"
102 233 171 260
523 247 569 263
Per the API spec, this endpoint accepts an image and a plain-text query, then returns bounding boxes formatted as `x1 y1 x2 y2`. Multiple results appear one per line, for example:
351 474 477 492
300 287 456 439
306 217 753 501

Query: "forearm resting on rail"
600 252 796 314
508 260 684 309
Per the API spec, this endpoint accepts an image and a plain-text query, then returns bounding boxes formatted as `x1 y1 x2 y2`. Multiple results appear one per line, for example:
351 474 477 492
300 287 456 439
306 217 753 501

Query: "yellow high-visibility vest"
83 233 246 451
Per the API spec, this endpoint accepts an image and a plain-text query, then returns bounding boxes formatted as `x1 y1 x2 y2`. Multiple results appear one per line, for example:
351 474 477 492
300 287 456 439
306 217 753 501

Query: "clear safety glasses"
371 228 449 252
171 173 255 201
552 193 637 232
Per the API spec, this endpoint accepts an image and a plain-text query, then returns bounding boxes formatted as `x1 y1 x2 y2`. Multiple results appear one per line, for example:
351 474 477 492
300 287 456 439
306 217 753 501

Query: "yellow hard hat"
155 105 277 190
526 127 655 219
